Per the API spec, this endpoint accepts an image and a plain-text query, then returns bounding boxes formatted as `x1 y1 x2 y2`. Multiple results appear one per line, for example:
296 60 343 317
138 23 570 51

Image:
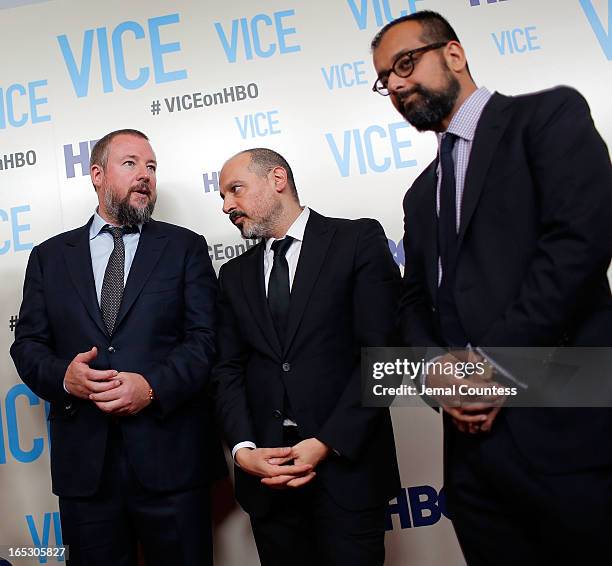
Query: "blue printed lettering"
113 21 150 89
215 9 301 62
580 0 611 60
58 13 186 98
492 26 541 55
235 111 281 139
6 383 44 463
0 206 34 255
321 60 368 90
326 122 416 177
26 512 64 563
347 0 424 30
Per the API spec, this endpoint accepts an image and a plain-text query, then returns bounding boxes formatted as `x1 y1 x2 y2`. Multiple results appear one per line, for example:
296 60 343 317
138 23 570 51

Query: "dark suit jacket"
212 210 401 515
10 217 222 497
400 87 612 473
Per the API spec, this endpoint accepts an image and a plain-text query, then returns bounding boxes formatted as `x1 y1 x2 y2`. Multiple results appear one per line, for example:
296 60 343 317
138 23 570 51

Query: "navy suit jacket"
400 87 612 473
11 217 221 496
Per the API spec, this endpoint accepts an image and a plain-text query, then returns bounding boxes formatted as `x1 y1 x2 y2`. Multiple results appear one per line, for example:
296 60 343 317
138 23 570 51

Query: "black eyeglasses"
372 42 449 96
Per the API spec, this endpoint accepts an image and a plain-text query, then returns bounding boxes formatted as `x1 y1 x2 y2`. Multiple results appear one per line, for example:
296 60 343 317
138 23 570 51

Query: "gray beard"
231 200 284 240
104 186 155 226
240 220 274 239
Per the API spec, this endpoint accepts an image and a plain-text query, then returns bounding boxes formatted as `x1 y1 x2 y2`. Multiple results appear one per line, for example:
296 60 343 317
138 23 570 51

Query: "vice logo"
0 80 50 129
57 13 187 98
347 0 425 30
386 485 450 530
215 9 301 63
326 122 417 177
0 384 48 464
236 110 281 139
26 512 64 564
0 206 34 255
580 0 611 60
492 26 541 55
322 61 368 90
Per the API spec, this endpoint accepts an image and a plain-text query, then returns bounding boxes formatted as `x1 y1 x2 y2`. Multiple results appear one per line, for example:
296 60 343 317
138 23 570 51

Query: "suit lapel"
241 241 283 356
114 219 168 331
284 210 334 355
63 217 107 335
458 93 513 248
421 161 440 300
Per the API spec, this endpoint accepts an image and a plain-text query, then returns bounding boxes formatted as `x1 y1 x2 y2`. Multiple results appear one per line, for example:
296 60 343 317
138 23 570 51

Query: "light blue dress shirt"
89 210 142 305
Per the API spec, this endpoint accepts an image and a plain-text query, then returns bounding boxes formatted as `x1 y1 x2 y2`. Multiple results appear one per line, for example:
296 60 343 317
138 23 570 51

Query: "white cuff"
63 379 70 394
231 441 257 461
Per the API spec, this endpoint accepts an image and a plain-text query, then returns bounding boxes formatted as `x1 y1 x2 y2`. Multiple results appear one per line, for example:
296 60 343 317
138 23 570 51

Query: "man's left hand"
89 372 152 416
262 437 331 489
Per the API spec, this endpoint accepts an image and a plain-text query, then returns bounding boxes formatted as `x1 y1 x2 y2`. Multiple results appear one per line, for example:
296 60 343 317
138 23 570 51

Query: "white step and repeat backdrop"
1 0 610 564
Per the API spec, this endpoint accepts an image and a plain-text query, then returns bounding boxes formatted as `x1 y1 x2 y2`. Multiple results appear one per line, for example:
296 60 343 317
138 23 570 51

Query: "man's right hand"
426 351 504 433
63 347 121 400
235 447 313 489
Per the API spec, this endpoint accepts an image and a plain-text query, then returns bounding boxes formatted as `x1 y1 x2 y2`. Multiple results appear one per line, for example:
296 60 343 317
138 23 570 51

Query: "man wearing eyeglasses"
371 10 612 566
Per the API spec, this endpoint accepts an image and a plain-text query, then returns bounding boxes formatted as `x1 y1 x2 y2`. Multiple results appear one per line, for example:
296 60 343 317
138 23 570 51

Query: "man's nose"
136 164 151 183
387 71 411 95
222 194 235 215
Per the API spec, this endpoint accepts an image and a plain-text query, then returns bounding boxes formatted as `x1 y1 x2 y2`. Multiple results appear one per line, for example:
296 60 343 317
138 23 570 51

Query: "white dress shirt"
232 207 310 459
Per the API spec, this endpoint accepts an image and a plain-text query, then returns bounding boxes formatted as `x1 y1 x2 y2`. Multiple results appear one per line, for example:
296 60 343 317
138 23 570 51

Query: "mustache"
229 210 247 223
397 86 425 104
130 182 151 195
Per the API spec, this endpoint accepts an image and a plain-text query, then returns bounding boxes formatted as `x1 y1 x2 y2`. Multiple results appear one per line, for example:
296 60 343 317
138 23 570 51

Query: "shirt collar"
89 209 142 240
265 207 310 253
437 86 492 144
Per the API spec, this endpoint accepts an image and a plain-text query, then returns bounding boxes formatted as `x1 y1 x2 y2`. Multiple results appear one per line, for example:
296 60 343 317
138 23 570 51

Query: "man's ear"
271 166 288 193
90 163 104 189
443 40 468 74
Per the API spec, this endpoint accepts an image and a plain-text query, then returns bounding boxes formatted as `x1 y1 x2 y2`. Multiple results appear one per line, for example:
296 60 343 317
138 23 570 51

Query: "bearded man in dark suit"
11 129 219 566
371 10 612 566
212 148 401 566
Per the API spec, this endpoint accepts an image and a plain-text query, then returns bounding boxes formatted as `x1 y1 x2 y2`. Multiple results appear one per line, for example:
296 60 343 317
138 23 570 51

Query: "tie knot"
102 224 137 239
271 236 294 258
440 133 457 155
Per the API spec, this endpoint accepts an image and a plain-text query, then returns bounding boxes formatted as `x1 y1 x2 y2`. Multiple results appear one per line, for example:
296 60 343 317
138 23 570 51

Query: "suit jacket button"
108 346 115 353
273 410 282 419
282 362 291 372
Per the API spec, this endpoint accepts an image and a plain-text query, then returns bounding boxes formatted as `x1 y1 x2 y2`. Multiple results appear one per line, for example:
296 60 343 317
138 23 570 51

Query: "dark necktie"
437 133 468 347
100 225 136 335
438 133 458 278
268 236 294 342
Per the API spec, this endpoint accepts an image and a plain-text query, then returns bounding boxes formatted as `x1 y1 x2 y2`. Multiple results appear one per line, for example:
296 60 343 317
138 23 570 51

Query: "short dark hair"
239 148 299 200
371 10 460 50
90 129 149 170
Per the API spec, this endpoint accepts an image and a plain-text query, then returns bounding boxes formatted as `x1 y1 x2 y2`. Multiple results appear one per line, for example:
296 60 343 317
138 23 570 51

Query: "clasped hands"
235 438 331 490
425 350 506 435
63 346 152 416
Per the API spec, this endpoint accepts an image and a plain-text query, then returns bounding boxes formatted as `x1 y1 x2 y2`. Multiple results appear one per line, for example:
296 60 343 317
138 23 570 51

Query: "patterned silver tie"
100 225 128 335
